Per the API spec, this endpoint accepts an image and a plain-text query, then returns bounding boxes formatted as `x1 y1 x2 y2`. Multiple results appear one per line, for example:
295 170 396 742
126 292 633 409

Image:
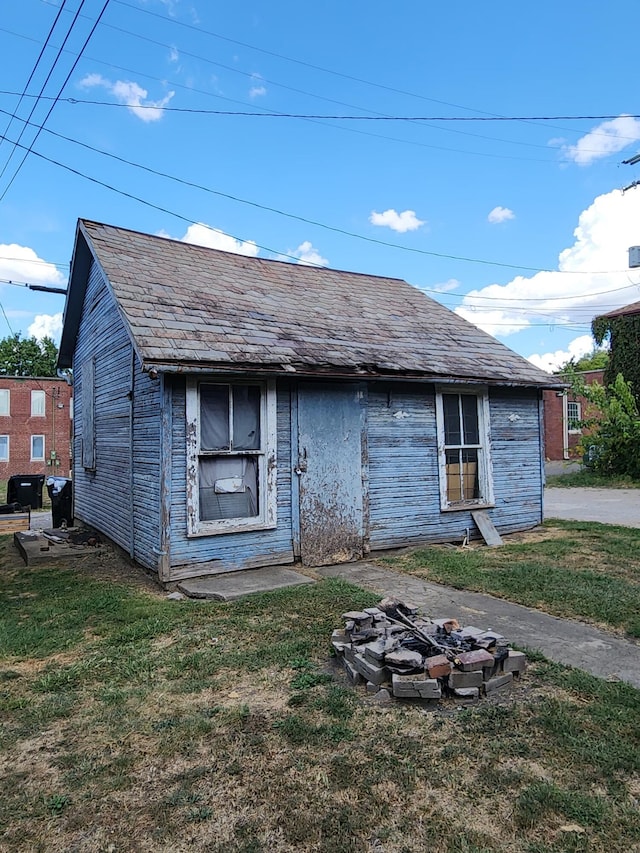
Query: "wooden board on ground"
0 512 31 535
471 509 503 547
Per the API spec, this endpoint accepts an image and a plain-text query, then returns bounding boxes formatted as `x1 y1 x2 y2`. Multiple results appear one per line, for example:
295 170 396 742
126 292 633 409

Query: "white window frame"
31 434 45 462
435 385 494 511
0 389 9 416
31 389 46 417
186 378 277 536
0 435 8 461
567 400 582 434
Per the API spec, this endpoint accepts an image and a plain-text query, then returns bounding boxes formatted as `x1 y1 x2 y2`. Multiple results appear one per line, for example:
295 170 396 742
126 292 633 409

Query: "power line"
1 90 636 124
0 0 90 186
1 119 637 281
0 0 111 202
0 0 69 162
0 128 619 277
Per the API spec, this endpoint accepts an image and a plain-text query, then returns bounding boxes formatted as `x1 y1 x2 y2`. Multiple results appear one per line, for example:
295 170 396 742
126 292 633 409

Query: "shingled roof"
59 220 559 388
598 299 640 320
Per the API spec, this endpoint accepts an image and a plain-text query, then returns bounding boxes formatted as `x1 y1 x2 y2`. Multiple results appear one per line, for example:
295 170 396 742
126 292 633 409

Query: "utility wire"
0 0 69 162
0 0 111 202
1 119 637 281
0 0 89 185
108 0 640 142
1 127 629 277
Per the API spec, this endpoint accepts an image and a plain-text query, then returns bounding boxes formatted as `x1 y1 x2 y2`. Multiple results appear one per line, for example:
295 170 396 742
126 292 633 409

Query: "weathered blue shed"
58 220 561 584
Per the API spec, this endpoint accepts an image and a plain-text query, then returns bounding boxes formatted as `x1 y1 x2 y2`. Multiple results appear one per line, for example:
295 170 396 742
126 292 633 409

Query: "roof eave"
57 223 91 369
140 358 564 390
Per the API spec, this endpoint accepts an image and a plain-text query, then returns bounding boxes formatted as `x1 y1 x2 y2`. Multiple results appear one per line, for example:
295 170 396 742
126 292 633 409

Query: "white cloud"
249 73 267 98
0 244 65 287
456 188 640 338
369 209 425 233
169 46 179 63
287 241 328 266
179 223 259 256
526 335 602 373
430 278 461 294
28 313 63 342
488 206 515 224
79 73 174 122
562 115 640 166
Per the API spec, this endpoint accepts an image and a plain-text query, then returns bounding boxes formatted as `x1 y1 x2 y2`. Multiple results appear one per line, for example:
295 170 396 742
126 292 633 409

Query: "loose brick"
385 648 423 669
363 639 386 664
343 659 365 687
351 652 391 686
331 629 350 655
455 649 495 671
453 687 480 704
392 674 442 700
503 650 527 675
433 618 460 634
449 669 484 689
483 672 513 695
426 654 452 679
372 688 393 705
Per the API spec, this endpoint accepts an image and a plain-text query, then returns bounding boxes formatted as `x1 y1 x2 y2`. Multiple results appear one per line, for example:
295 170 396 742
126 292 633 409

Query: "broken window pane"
445 448 479 503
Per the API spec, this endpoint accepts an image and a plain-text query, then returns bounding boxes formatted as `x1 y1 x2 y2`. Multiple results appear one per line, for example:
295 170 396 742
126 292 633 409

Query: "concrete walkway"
316 560 640 689
545 486 640 527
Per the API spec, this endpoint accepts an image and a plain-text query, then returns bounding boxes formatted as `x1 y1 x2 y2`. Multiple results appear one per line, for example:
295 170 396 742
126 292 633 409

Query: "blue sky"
2 0 640 371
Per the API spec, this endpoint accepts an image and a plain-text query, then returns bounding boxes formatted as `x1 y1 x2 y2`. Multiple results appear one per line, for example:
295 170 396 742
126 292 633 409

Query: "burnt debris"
332 597 526 705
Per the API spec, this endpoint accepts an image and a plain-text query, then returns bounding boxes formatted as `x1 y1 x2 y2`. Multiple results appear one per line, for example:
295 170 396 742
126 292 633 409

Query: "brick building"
0 377 73 480
543 370 604 461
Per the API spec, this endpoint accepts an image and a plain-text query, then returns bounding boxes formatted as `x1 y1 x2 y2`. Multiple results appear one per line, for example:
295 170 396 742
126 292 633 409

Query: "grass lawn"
383 521 640 638
0 530 639 852
546 471 640 488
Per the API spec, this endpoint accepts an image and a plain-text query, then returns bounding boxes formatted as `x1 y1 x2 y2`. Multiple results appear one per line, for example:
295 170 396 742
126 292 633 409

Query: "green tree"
592 313 640 404
570 370 640 480
555 347 609 374
0 333 59 377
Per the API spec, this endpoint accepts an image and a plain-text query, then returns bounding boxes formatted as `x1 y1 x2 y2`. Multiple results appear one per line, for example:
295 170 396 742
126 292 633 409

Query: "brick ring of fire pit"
331 597 526 705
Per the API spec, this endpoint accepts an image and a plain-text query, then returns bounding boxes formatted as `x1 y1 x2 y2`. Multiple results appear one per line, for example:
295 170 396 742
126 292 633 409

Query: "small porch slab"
177 566 315 601
14 528 93 565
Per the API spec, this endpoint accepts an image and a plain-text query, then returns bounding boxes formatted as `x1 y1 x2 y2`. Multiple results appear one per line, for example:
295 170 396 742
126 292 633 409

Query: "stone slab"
177 567 314 601
13 529 93 565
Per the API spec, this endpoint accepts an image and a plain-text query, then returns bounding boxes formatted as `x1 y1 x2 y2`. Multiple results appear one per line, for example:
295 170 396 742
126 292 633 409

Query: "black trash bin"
7 474 45 509
46 478 73 528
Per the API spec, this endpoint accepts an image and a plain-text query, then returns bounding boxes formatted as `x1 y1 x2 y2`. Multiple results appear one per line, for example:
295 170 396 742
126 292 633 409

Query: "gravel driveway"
544 487 640 528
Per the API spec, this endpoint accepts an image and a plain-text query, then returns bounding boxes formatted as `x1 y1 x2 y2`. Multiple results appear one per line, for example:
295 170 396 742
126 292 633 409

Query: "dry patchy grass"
0 537 639 852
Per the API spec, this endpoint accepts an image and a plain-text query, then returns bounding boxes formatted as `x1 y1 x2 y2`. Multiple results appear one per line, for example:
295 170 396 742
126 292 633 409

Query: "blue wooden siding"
367 384 543 549
131 365 162 571
167 378 295 579
488 388 544 533
72 261 139 554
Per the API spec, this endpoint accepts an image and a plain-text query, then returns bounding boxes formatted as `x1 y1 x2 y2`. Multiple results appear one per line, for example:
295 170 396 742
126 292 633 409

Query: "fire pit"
332 597 526 705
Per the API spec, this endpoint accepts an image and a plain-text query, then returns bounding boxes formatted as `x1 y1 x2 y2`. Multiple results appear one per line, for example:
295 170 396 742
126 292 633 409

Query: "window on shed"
186 379 277 535
0 435 8 461
0 390 9 416
436 388 493 510
31 435 45 461
567 401 582 433
31 390 46 417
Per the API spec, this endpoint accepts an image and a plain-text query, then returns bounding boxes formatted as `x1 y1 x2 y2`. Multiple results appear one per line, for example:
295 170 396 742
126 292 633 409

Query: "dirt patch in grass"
1 546 639 851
